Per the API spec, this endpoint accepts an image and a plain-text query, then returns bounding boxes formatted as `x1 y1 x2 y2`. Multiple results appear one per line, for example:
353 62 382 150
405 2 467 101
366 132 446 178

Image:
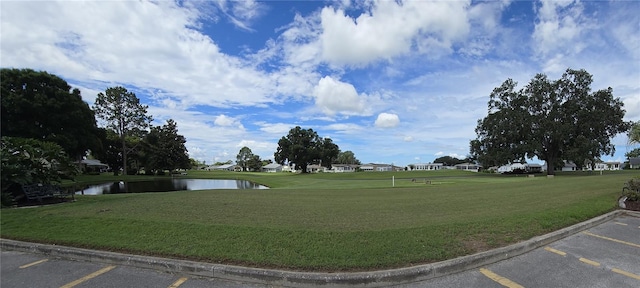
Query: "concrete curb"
1 210 636 287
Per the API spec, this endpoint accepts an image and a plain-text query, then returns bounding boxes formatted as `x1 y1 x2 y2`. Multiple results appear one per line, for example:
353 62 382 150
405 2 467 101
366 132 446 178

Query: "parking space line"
544 247 566 256
19 259 48 269
479 268 524 288
583 231 640 248
614 222 628 226
59 265 116 288
168 277 189 288
611 268 640 280
579 258 600 267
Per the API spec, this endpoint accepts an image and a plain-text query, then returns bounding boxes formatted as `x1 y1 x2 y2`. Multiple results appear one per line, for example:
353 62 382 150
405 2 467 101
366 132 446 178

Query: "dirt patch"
461 238 491 254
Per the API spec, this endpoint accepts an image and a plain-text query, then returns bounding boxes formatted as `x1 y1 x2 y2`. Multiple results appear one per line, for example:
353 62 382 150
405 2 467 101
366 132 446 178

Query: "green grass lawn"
1 170 635 271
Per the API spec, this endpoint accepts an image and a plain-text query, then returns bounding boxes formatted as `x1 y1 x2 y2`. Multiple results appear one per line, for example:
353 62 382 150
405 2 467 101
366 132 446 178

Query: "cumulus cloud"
320 0 471 66
0 1 279 109
533 0 587 57
313 76 368 116
374 113 400 128
214 114 241 127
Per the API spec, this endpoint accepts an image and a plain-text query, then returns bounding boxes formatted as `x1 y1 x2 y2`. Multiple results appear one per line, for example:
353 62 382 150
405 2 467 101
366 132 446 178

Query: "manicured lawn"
1 170 634 271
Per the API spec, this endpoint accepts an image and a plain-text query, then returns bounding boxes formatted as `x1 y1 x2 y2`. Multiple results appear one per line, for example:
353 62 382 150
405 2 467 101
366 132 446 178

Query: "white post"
392 176 395 187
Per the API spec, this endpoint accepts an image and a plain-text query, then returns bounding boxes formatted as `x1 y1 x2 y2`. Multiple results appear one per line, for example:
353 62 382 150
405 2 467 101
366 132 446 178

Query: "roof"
81 159 108 167
630 157 640 165
263 163 282 169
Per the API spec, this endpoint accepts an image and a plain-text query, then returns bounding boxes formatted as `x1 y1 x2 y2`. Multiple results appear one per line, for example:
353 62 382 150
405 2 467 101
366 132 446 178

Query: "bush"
1 137 77 206
622 178 640 202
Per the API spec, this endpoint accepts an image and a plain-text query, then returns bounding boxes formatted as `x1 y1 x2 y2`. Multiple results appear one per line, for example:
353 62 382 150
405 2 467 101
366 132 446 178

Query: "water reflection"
76 179 268 195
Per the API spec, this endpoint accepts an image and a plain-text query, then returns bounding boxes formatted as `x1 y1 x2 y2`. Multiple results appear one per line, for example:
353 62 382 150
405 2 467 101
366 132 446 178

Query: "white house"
561 161 577 171
497 163 541 174
206 164 238 171
262 163 283 173
330 164 357 173
629 157 640 169
454 163 481 172
498 163 525 174
409 163 444 171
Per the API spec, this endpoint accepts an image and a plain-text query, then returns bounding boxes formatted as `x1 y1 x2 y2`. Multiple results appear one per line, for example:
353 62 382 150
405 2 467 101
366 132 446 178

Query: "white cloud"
319 0 471 66
313 76 368 116
533 0 587 57
214 114 240 127
403 136 414 142
0 1 280 109
256 122 294 135
374 113 400 128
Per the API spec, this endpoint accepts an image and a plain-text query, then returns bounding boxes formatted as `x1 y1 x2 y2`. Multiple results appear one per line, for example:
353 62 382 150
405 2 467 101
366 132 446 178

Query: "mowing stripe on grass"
19 259 48 269
583 231 640 248
544 247 566 256
479 268 524 288
59 265 116 288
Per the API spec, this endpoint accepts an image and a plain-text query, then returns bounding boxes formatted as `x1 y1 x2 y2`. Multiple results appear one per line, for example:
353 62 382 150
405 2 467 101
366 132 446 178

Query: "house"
629 157 640 169
306 164 327 173
409 163 444 171
79 159 109 173
262 163 283 173
560 161 578 171
330 164 357 173
206 164 239 171
498 163 525 174
526 163 543 173
359 163 396 172
497 163 541 174
454 163 481 172
591 161 622 171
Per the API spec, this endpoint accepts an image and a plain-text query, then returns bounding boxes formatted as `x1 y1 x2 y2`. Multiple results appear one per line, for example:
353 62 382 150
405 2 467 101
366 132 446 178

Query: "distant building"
262 163 283 173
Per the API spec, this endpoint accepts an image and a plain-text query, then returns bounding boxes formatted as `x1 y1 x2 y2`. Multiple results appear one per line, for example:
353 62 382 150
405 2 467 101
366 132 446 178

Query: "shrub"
622 178 640 202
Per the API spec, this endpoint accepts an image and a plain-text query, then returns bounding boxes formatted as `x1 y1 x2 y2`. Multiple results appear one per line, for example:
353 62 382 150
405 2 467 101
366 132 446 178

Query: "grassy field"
1 170 635 271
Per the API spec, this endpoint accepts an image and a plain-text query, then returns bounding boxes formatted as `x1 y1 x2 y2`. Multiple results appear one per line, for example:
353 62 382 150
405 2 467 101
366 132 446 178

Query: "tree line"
1 68 190 205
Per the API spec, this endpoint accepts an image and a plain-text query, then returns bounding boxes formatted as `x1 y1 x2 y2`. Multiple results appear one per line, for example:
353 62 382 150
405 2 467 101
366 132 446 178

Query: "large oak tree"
471 69 629 175
274 126 339 173
0 68 100 160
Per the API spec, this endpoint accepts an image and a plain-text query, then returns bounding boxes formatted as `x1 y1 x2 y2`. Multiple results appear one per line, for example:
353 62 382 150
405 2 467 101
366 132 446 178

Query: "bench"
22 184 74 203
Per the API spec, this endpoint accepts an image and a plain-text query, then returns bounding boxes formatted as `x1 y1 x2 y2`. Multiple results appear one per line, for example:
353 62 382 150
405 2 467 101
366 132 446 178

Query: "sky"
1 0 639 166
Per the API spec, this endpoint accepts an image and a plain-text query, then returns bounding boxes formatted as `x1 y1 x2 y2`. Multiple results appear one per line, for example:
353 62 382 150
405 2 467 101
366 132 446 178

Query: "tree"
1 137 77 206
433 156 465 166
319 138 340 169
471 68 629 175
626 148 640 159
247 155 263 172
336 150 361 165
236 146 255 172
143 119 190 174
274 126 340 173
629 121 640 145
0 68 100 160
93 86 152 175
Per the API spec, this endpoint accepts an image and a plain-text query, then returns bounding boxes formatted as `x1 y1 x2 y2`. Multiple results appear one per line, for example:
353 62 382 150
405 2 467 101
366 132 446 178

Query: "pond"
75 179 268 195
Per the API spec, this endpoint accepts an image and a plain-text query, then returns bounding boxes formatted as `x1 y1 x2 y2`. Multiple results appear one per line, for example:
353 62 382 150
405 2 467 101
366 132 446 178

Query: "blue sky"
1 0 638 166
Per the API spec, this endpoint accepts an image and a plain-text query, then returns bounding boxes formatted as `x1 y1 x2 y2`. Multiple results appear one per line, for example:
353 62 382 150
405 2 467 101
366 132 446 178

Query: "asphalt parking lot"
1 212 638 288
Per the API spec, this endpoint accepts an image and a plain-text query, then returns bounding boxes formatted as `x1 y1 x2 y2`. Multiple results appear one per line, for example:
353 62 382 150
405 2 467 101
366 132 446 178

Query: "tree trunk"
121 136 127 176
546 155 556 175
